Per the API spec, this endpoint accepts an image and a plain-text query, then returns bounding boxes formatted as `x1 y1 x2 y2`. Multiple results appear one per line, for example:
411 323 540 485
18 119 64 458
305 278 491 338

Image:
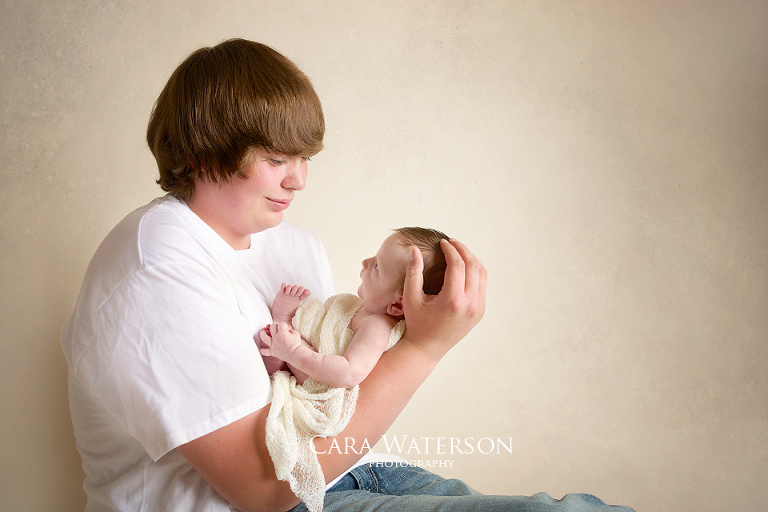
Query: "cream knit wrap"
265 293 405 512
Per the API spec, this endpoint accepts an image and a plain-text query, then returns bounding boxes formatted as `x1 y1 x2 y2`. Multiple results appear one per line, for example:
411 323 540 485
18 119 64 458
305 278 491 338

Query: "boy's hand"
401 239 487 360
259 322 304 363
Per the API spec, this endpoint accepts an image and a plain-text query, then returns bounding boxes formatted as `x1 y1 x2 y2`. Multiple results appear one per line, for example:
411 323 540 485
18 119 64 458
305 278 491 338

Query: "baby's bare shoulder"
353 310 398 333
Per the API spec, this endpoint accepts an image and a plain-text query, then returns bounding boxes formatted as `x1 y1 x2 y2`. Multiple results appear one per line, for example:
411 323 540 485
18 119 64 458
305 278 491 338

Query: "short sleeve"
79 262 272 461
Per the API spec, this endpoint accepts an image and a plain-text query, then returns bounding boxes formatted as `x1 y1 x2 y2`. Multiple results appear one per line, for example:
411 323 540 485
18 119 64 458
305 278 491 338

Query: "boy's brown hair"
394 227 450 295
147 39 325 202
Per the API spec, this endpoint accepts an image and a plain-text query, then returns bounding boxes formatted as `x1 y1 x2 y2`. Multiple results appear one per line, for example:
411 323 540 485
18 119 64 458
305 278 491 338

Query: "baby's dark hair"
394 227 450 295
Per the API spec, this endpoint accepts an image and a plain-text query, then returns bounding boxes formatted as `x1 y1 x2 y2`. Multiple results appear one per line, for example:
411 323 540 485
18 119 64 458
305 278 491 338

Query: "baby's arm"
259 314 396 389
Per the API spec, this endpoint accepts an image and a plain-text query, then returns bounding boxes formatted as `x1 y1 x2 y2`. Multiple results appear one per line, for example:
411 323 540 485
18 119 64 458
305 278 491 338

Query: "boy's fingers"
449 239 484 296
439 239 466 298
402 245 426 307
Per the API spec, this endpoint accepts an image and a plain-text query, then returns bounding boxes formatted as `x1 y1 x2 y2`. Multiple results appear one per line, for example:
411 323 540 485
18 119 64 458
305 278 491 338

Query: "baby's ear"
386 296 404 319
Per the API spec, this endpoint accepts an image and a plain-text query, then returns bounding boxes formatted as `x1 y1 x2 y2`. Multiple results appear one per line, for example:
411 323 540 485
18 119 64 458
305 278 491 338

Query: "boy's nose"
283 160 307 191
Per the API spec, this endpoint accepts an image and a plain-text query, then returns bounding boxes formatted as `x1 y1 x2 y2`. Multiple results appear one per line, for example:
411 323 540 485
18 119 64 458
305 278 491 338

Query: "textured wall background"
1 1 766 511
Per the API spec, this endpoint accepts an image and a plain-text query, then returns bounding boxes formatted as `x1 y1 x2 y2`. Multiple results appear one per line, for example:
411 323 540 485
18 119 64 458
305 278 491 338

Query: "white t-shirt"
61 196 335 511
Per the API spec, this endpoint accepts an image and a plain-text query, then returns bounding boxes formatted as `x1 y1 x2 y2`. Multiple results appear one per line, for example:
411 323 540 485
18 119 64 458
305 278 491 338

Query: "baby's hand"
259 322 303 362
256 325 287 375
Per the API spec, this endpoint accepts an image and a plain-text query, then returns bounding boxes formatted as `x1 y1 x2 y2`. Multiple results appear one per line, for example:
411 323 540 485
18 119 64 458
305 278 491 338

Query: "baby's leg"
286 363 309 385
271 283 311 324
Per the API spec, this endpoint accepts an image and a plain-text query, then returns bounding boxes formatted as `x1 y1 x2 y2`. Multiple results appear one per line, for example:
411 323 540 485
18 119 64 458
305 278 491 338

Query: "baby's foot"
271 283 311 323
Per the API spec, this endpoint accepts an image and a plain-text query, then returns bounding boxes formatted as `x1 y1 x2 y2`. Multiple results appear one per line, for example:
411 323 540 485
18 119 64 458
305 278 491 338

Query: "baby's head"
358 227 450 319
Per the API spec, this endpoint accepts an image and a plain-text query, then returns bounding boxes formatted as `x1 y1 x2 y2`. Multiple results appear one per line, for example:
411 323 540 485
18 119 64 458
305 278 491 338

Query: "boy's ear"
386 296 404 318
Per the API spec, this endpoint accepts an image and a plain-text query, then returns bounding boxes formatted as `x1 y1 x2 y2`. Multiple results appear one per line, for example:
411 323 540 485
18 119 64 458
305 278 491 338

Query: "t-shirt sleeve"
79 262 272 461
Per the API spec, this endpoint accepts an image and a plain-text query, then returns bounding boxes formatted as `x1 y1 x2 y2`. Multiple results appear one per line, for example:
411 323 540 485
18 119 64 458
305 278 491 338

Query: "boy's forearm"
177 406 302 512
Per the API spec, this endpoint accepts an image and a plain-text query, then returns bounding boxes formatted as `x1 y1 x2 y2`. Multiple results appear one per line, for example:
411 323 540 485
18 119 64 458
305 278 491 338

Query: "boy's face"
190 147 308 248
358 234 409 315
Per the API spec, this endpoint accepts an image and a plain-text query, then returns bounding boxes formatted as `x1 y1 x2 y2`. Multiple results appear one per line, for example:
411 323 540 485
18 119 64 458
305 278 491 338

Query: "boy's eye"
302 156 311 162
269 159 285 166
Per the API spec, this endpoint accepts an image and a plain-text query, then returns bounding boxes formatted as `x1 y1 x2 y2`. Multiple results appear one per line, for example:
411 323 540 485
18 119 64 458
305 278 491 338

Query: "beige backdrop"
2 1 767 511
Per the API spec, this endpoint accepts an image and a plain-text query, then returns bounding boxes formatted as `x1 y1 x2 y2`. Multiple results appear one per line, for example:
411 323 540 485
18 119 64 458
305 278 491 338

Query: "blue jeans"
288 462 635 511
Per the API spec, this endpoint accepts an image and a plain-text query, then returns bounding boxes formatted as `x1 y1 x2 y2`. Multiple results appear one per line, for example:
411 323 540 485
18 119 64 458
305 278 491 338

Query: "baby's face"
358 234 409 315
